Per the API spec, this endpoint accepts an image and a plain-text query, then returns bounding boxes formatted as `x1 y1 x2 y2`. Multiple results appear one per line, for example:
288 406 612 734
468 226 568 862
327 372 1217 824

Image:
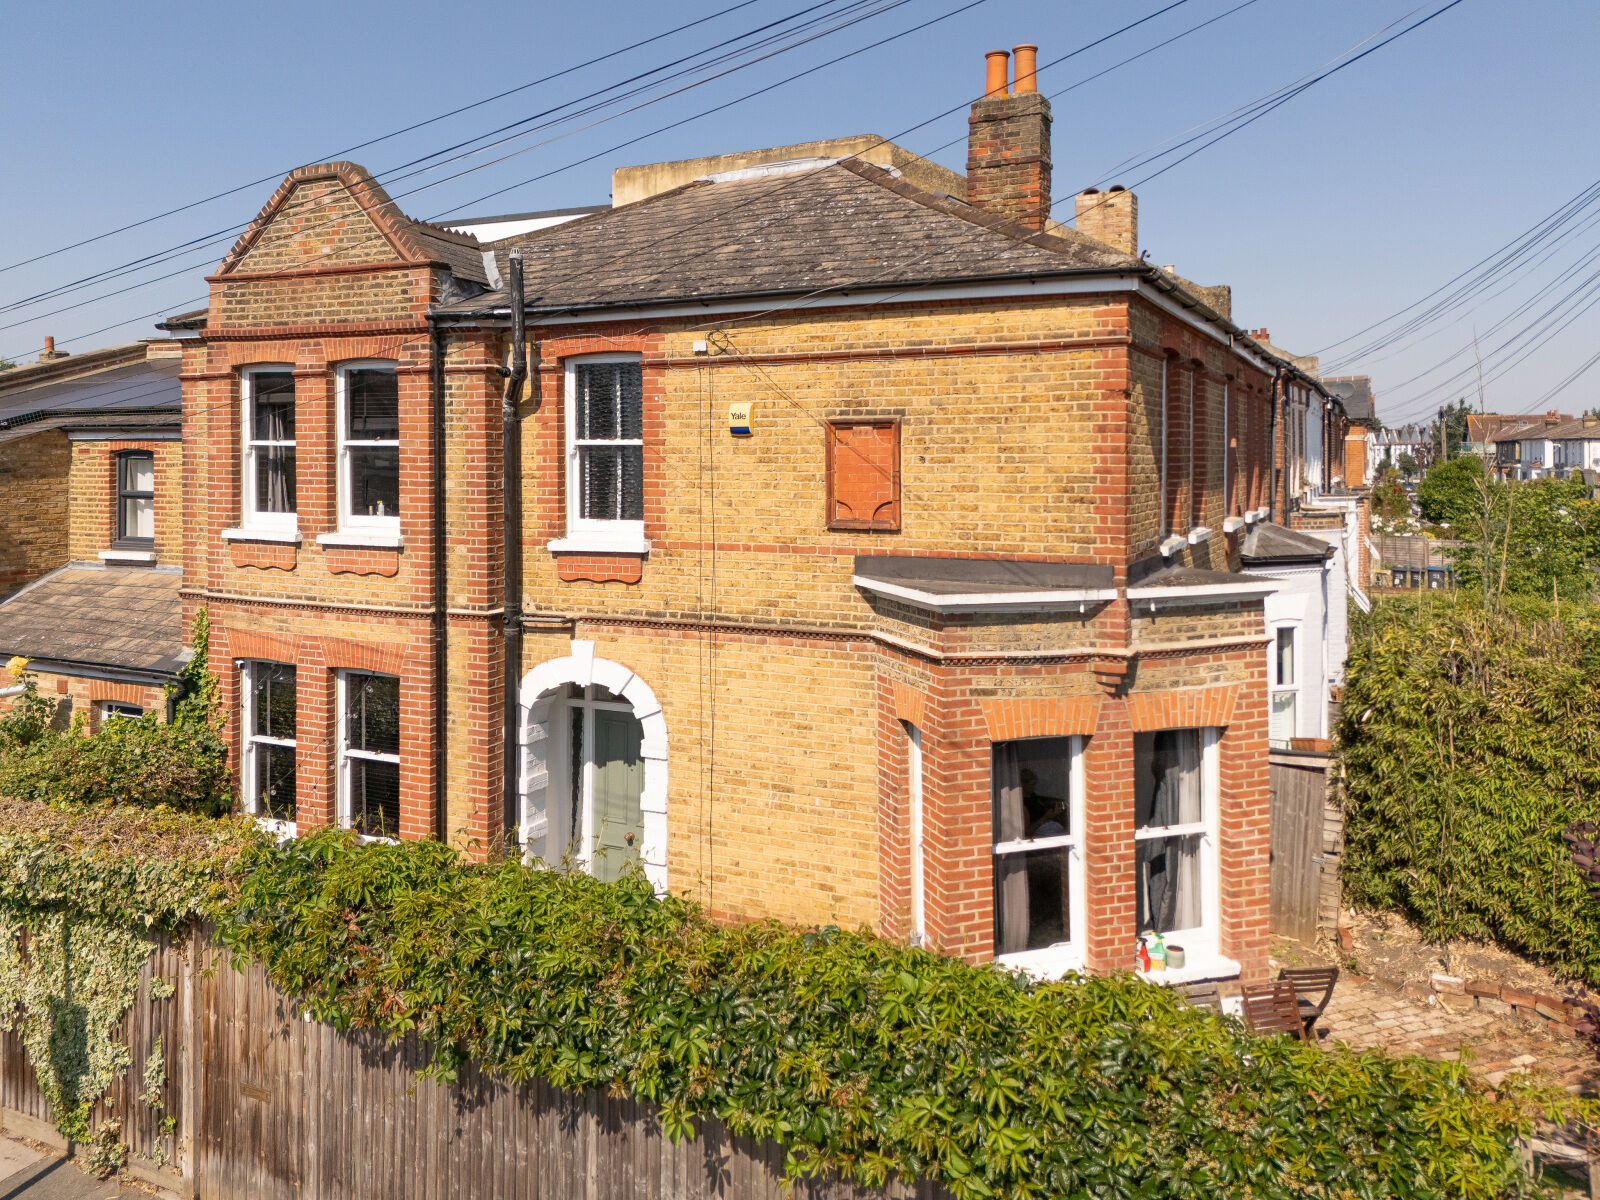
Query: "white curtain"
1139 730 1203 933
994 743 1030 954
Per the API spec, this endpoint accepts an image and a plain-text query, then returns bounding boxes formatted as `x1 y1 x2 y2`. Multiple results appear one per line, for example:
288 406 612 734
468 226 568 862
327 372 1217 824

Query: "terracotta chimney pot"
984 50 1009 97
1013 44 1038 93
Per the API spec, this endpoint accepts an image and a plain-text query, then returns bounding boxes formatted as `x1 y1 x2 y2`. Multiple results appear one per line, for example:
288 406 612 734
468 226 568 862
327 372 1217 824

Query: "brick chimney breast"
966 49 1052 231
1075 185 1137 256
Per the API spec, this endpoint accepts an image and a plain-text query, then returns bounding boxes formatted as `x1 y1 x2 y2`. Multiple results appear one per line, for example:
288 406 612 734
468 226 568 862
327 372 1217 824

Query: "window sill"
995 946 1085 981
548 534 650 556
222 527 302 545
1221 516 1246 533
1159 534 1188 557
99 549 155 563
1134 949 1238 987
1187 526 1213 545
317 530 403 550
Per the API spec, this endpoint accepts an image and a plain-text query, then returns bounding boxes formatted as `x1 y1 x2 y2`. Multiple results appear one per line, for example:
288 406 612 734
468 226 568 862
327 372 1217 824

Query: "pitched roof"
0 356 181 425
1323 376 1375 423
0 409 181 446
217 162 487 286
0 565 183 678
442 159 1137 317
1539 415 1600 440
1240 523 1336 565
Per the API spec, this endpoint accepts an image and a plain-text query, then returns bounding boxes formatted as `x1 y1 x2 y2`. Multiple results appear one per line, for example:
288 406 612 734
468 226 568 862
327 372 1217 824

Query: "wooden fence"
0 932 943 1200
1268 748 1338 944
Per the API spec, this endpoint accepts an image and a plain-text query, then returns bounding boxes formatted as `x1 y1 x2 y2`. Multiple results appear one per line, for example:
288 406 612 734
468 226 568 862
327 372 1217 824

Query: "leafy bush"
217 828 1567 1199
0 657 60 749
1340 594 1600 980
0 713 232 815
1417 454 1487 528
1448 476 1600 603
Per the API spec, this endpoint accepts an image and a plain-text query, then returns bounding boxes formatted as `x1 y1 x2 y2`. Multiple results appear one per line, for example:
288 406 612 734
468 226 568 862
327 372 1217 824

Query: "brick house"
146 45 1373 986
0 340 185 723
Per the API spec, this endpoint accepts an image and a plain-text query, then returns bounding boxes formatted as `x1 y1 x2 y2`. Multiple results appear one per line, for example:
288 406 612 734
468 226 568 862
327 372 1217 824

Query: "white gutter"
853 576 1117 614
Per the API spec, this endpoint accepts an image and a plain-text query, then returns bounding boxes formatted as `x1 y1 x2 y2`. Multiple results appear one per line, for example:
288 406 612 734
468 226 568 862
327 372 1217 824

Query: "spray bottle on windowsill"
1149 932 1166 972
1136 939 1152 973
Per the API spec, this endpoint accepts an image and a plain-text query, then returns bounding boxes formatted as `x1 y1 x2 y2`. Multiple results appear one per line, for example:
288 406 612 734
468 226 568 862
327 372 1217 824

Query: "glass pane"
991 737 1073 842
1276 627 1295 686
255 446 296 514
252 373 295 441
1137 834 1202 934
589 709 644 883
120 454 154 493
994 846 1071 954
103 703 142 720
1270 691 1297 746
256 742 297 822
349 447 399 518
252 663 296 739
346 674 400 755
351 758 400 838
575 362 642 441
347 369 398 440
579 445 643 521
1134 730 1203 830
121 497 154 541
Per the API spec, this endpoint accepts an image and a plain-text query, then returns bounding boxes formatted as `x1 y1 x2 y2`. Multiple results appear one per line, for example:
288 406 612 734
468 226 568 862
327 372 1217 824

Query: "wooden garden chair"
1278 966 1340 1038
1176 980 1223 1014
1240 981 1307 1040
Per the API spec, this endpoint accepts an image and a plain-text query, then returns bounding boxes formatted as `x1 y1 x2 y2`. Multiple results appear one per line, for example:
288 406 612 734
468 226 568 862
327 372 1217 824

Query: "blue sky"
3 0 1595 426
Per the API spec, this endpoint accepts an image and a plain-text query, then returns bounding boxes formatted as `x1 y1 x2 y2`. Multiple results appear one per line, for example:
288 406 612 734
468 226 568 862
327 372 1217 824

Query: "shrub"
1417 454 1487 528
1340 594 1600 981
0 712 232 815
217 828 1570 1199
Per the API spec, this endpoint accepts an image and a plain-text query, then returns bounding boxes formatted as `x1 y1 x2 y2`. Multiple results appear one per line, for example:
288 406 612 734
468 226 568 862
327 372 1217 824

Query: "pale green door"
590 709 644 882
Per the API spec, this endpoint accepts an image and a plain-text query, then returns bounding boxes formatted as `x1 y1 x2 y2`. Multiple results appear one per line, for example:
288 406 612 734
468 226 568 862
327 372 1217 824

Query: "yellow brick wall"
66 439 182 564
0 429 69 596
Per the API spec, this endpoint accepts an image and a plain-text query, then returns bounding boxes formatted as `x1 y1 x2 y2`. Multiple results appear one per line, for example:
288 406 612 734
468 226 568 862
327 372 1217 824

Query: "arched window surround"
518 640 668 892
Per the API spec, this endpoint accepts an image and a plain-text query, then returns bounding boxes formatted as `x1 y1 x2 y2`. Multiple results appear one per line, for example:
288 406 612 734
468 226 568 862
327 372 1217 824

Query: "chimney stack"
966 45 1052 231
38 336 68 363
1074 185 1138 257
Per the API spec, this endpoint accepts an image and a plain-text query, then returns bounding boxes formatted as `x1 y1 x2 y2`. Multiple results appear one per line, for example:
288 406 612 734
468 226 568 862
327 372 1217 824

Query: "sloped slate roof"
407 218 489 285
0 565 183 677
0 357 180 424
1323 377 1374 422
442 159 1135 317
1240 523 1336 565
0 409 180 445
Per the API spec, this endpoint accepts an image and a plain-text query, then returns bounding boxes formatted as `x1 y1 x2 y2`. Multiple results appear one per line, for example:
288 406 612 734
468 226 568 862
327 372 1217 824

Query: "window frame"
240 365 298 534
1132 727 1221 959
114 450 156 548
991 735 1087 977
98 700 144 723
1269 623 1300 747
905 722 925 948
336 670 402 843
335 361 401 536
561 353 647 552
240 659 297 836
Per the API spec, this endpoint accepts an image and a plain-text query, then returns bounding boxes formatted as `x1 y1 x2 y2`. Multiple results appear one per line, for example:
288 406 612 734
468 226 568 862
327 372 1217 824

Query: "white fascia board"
853 575 1116 614
1126 580 1281 610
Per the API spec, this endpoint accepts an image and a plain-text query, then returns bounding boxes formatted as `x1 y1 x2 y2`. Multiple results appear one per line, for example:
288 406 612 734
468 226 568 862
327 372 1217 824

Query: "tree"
1453 475 1600 602
1441 399 1474 457
1418 455 1488 528
1397 452 1419 478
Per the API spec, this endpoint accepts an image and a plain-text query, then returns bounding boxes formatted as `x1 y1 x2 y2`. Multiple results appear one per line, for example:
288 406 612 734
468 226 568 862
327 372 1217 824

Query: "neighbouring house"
0 339 185 722
98 43 1387 988
1463 412 1525 460
1491 410 1573 481
1366 423 1435 479
1544 413 1600 478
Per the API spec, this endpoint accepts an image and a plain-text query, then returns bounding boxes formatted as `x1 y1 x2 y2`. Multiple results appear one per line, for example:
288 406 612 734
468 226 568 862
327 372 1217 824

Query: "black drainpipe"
1267 366 1283 524
430 320 449 844
501 250 527 852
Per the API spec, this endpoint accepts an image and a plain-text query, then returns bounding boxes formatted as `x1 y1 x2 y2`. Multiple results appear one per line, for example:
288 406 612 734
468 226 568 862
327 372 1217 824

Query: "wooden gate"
1269 748 1330 943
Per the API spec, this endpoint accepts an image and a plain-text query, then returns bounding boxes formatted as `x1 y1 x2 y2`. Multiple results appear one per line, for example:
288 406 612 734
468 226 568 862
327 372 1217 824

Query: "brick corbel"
325 548 400 577
1091 656 1130 696
229 541 297 571
554 553 643 584
1126 684 1239 732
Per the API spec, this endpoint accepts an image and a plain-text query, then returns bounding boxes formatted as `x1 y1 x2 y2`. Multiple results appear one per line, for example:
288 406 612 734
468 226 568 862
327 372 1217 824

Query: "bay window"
338 671 401 839
1133 729 1218 951
241 661 296 829
992 736 1085 970
241 367 296 531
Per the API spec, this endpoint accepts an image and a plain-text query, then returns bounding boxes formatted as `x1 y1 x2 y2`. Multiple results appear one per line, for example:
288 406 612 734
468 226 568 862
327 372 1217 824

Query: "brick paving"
1315 974 1600 1094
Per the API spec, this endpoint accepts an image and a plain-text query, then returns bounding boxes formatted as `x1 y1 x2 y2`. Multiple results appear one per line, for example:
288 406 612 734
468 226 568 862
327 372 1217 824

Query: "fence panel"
1269 749 1329 943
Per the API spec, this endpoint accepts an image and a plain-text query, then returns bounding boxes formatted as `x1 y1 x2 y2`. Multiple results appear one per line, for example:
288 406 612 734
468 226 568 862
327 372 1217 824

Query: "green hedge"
1340 594 1600 982
215 828 1568 1199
